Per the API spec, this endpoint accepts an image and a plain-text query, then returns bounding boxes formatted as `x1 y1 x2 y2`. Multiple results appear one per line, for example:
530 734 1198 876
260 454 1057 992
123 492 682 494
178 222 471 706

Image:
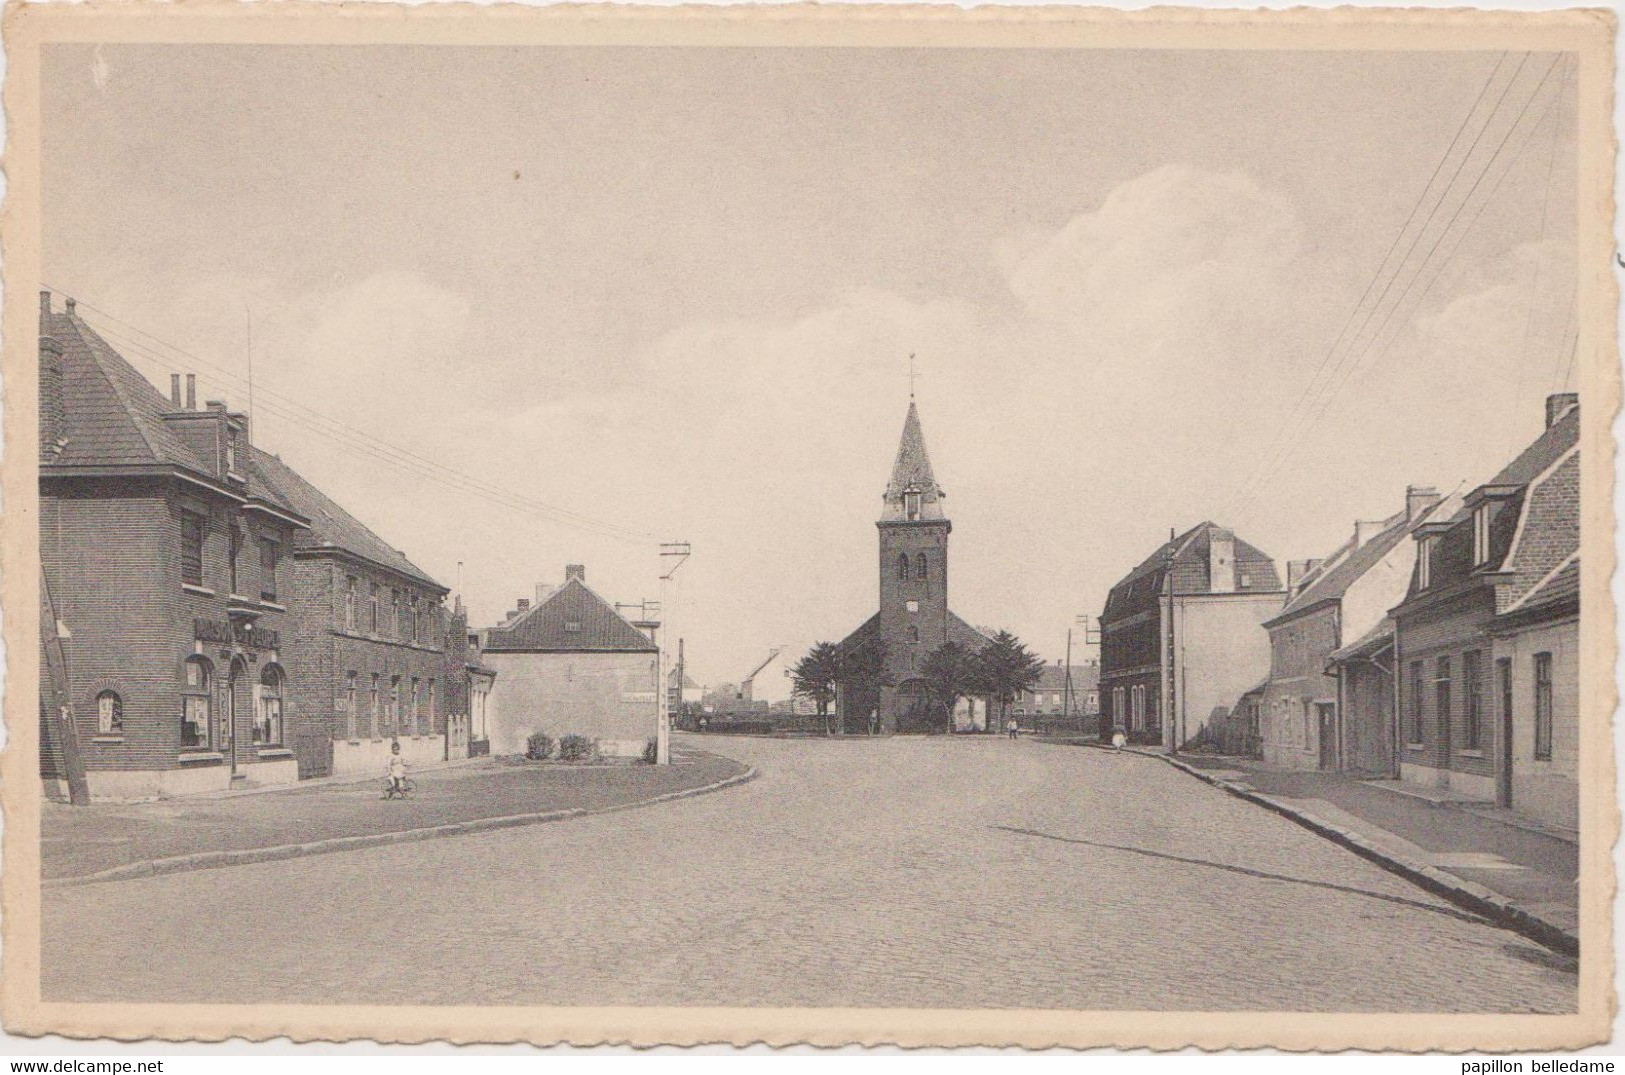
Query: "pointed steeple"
880 400 946 523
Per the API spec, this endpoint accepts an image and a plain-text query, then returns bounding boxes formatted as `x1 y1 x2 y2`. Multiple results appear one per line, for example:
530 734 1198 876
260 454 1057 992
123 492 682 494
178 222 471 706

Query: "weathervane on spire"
908 353 918 400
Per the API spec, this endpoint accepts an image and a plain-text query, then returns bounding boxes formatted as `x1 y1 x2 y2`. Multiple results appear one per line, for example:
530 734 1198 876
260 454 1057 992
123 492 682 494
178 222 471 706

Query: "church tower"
876 399 951 727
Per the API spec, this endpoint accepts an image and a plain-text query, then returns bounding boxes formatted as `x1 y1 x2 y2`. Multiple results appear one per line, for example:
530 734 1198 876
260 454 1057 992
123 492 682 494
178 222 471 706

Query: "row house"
39 292 310 800
1254 485 1453 773
1390 394 1579 830
252 450 475 779
1012 660 1100 719
1098 523 1284 749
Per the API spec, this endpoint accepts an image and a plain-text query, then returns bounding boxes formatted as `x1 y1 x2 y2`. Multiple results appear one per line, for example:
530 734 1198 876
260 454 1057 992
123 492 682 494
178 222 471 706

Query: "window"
369 673 381 738
390 590 401 638
904 491 921 521
181 513 206 588
388 676 401 733
254 665 283 746
1303 700 1314 750
1418 538 1434 590
897 553 910 581
908 625 919 643
259 538 279 602
409 595 419 644
1472 505 1491 566
565 620 583 634
344 576 358 631
1435 656 1452 745
369 584 380 635
345 672 358 740
1113 687 1125 728
916 553 928 580
224 428 238 475
1408 660 1425 744
228 528 242 596
96 690 123 735
427 679 436 729
182 657 212 748
1463 650 1483 749
1534 652 1553 760
410 677 421 735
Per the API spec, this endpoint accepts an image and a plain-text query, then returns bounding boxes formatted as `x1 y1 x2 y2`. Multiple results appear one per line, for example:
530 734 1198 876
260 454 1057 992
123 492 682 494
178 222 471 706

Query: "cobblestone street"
42 734 1576 1011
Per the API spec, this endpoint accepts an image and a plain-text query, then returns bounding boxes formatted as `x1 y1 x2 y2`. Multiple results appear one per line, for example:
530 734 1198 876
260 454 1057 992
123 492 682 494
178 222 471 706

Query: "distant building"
1391 394 1579 829
833 398 992 734
38 292 311 800
740 643 819 714
1011 660 1101 720
479 564 660 758
1098 523 1285 749
667 667 702 707
1256 486 1452 773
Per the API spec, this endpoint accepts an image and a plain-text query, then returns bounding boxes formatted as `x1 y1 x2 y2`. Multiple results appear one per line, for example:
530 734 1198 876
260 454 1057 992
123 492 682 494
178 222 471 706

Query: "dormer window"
904 490 921 521
564 620 582 634
1472 505 1491 566
1418 537 1434 590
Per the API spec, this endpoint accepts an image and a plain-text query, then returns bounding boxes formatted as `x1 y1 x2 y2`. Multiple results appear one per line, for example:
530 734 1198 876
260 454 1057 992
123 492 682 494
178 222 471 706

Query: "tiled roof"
1327 616 1396 665
1501 556 1579 620
1271 496 1456 624
1105 522 1281 615
251 449 443 591
483 576 658 653
1026 663 1101 693
947 611 992 651
880 401 947 522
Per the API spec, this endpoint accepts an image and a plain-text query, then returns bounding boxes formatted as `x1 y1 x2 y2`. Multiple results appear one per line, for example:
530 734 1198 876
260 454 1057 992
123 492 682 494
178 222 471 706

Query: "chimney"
1207 527 1235 594
206 399 226 413
1286 559 1310 592
1406 485 1441 522
1354 519 1385 546
64 297 76 317
516 598 530 612
39 289 51 325
565 563 586 582
185 374 197 410
1545 392 1578 429
170 374 182 407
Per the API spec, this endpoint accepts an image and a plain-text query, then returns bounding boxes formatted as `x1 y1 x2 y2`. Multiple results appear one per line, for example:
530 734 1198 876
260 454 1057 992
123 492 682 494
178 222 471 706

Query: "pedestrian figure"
869 708 879 737
386 739 408 797
1006 716 1019 741
1112 728 1127 751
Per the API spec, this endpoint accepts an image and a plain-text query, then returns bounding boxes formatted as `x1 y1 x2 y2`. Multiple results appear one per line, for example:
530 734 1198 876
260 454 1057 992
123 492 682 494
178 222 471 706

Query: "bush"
525 732 554 761
558 734 595 762
643 737 659 764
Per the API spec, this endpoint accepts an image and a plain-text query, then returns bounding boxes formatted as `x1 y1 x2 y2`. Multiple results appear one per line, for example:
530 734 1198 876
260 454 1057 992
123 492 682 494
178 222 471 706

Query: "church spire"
881 399 946 523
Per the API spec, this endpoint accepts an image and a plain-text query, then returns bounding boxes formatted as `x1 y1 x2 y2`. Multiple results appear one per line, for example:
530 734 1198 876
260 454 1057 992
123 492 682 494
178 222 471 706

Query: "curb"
1137 748 1578 957
46 764 758 889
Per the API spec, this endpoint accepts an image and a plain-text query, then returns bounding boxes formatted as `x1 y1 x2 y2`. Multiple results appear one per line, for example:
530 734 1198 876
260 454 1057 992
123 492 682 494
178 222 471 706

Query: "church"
833 397 993 734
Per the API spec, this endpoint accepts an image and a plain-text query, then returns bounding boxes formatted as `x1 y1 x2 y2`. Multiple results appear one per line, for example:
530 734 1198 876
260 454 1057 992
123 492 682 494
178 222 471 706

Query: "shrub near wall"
526 732 554 760
558 734 595 762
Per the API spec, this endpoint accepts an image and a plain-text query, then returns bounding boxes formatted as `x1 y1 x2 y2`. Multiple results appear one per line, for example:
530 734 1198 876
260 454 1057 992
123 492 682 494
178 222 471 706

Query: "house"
832 398 992 734
38 292 310 800
1098 523 1285 749
740 643 820 714
1255 485 1452 772
251 450 470 779
1012 660 1101 721
666 667 702 707
1390 393 1579 829
478 564 660 758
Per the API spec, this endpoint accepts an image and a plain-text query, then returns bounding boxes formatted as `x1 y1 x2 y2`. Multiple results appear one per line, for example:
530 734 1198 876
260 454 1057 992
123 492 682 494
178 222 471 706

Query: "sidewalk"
1168 751 1578 950
43 745 749 883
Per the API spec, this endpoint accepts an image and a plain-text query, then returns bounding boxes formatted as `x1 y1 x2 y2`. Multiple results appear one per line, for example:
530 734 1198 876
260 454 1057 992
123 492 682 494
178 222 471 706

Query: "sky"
42 44 1581 686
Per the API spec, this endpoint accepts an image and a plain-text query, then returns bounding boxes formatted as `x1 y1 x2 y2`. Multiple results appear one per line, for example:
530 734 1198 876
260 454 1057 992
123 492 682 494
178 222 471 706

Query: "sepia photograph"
0 1 1616 1054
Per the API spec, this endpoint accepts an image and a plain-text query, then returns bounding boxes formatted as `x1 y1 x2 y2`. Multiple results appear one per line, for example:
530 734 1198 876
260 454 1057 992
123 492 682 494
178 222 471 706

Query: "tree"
918 642 981 735
835 636 891 734
978 630 1047 733
791 642 842 735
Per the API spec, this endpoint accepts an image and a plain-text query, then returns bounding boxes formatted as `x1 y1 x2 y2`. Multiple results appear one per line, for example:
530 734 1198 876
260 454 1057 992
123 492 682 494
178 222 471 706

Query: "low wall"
333 735 447 778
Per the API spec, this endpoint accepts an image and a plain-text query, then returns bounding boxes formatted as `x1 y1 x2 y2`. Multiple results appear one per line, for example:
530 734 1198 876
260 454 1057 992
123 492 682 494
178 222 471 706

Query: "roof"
742 649 784 684
880 400 947 522
1499 555 1579 624
1025 663 1101 693
1104 521 1281 617
251 449 444 591
44 307 305 521
483 575 658 653
1327 616 1396 666
667 669 701 690
1268 495 1457 626
833 609 990 655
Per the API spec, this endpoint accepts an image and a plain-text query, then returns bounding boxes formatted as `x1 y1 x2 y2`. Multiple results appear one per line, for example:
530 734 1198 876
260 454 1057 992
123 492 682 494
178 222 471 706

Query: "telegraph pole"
41 566 89 805
657 542 692 765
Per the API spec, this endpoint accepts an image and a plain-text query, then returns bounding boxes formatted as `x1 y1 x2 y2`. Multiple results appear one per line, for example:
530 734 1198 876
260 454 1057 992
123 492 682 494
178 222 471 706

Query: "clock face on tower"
906 601 919 613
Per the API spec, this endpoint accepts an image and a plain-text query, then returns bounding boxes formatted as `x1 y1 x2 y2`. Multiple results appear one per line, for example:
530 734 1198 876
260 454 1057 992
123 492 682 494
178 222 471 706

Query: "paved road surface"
42 734 1576 1011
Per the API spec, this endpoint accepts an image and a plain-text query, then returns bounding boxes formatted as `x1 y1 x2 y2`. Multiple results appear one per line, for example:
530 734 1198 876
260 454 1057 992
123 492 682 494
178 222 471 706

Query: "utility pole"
657 542 692 765
1063 628 1074 734
40 566 89 805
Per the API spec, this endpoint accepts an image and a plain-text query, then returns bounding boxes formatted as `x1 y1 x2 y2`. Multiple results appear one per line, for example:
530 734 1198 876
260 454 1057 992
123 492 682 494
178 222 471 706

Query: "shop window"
255 665 284 746
182 657 212 748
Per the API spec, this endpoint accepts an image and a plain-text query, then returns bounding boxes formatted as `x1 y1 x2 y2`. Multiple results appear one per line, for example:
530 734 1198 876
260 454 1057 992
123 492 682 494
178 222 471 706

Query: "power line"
52 293 658 543
1215 51 1519 521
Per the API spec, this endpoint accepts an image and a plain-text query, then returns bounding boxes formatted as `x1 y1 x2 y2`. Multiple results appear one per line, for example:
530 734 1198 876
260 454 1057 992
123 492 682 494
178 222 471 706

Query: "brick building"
250 450 471 779
1012 660 1100 721
1255 486 1451 772
38 292 311 800
1098 523 1284 749
832 398 992 735
479 564 660 758
1391 394 1579 828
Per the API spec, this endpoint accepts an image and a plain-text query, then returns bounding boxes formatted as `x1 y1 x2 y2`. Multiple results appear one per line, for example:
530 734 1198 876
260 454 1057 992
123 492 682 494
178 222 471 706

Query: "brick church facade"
833 399 991 734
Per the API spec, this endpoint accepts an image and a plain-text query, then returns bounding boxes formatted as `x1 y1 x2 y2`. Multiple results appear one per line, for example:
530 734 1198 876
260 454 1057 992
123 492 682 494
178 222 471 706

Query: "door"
1496 657 1514 807
293 728 333 779
222 660 244 775
1316 702 1337 770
